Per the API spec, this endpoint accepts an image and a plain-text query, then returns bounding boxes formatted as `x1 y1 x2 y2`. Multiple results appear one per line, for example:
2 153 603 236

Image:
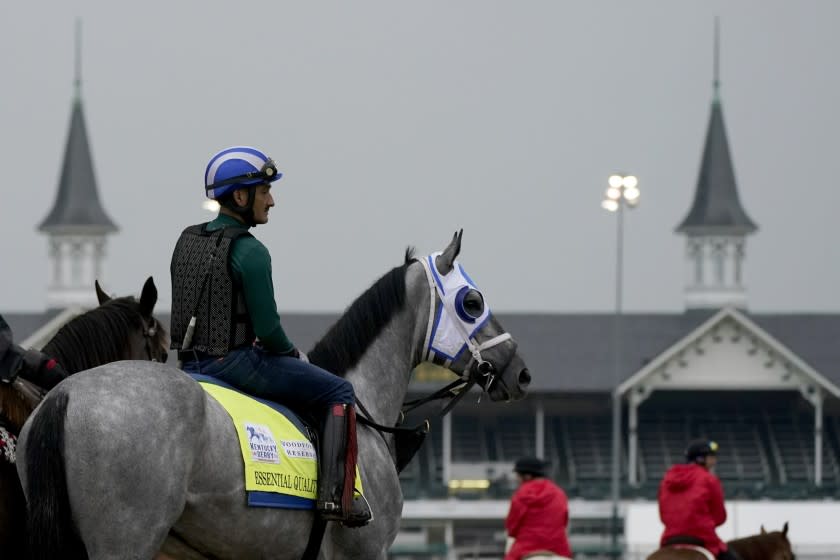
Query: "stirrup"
344 490 373 528
317 490 372 528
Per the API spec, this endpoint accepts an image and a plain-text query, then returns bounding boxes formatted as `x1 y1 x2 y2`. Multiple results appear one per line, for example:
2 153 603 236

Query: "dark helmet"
514 456 548 477
685 439 719 463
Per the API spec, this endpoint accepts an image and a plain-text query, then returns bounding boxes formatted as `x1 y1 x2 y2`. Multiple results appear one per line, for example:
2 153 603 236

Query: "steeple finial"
713 16 720 102
74 19 82 100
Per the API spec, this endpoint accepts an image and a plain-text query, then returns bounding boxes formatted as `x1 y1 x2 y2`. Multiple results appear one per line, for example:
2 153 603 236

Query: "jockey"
0 313 67 390
170 146 371 528
659 439 735 560
505 456 572 560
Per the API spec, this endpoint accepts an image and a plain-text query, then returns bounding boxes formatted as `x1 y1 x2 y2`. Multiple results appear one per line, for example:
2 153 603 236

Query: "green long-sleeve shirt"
206 214 295 355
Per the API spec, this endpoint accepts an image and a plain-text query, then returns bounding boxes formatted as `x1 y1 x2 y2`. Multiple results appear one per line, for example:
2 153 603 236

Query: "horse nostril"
519 368 531 387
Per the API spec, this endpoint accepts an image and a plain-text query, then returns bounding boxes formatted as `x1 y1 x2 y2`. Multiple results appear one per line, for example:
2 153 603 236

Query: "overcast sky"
2 1 839 314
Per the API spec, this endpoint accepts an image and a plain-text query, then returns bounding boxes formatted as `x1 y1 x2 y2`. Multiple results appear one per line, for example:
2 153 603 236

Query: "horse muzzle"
485 354 530 402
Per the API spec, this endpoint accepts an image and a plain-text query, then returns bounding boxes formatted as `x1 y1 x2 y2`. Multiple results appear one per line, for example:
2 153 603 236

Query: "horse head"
0 278 170 433
92 277 169 364
122 276 169 364
422 230 530 402
735 522 794 560
773 522 795 560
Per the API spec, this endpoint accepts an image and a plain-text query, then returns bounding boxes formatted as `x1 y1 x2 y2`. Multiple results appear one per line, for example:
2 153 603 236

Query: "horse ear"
435 229 463 275
138 277 158 318
783 522 788 536
95 280 111 305
760 525 767 535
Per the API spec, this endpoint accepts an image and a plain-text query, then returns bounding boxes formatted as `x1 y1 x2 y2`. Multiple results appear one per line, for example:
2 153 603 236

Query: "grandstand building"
5 29 839 560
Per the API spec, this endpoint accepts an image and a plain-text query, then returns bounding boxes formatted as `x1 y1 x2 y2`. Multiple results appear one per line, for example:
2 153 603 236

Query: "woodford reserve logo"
280 439 317 460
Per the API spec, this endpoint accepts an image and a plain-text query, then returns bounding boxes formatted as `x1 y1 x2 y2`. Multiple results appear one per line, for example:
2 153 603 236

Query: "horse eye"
462 290 484 318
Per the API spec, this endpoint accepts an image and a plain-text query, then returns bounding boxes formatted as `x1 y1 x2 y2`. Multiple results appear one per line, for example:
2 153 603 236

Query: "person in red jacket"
658 439 737 560
505 456 572 560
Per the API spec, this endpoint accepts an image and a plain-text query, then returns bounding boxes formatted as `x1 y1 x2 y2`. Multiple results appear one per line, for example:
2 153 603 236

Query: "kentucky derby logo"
245 423 280 464
281 439 317 460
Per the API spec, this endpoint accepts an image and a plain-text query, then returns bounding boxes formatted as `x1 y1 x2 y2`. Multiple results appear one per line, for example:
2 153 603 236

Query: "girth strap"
301 518 327 560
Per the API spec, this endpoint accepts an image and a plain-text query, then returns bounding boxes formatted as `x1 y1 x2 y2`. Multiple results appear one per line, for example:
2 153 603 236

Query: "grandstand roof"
6 310 840 394
485 312 840 393
617 308 840 399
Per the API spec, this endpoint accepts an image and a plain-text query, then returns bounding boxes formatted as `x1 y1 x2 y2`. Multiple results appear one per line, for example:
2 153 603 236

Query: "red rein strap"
343 406 358 513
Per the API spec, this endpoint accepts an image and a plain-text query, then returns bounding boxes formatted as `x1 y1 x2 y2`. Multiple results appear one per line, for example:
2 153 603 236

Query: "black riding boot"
316 404 372 528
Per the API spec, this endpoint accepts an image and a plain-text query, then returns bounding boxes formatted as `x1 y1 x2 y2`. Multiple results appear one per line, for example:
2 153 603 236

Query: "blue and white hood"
420 252 492 364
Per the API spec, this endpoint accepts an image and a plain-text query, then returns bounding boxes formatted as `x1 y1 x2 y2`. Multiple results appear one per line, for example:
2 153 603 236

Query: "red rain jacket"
658 464 728 555
505 478 571 560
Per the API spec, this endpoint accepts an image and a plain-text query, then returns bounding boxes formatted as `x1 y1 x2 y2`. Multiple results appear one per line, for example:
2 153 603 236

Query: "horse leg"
322 431 403 560
157 530 211 560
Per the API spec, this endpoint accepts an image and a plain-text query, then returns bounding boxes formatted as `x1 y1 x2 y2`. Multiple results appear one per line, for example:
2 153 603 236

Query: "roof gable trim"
616 307 840 399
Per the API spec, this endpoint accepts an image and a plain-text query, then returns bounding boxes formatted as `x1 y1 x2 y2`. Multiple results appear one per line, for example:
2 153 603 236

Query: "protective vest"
170 223 255 357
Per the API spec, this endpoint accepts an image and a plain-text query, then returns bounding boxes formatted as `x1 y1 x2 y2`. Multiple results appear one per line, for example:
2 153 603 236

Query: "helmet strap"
220 185 258 227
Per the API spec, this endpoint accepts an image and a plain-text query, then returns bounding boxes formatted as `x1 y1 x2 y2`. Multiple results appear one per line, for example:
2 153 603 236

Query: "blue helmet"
204 146 283 200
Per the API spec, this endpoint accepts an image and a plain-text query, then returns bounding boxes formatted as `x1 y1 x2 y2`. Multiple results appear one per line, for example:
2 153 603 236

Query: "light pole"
601 174 639 556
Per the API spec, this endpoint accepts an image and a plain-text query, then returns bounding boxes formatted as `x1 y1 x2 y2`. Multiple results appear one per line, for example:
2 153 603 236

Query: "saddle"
666 545 714 560
522 552 571 560
662 536 714 560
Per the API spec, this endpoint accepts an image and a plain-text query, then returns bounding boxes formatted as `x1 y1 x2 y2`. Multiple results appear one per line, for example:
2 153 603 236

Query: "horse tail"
25 389 87 560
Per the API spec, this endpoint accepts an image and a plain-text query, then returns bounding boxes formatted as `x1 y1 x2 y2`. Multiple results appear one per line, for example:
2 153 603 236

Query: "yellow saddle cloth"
196 376 362 509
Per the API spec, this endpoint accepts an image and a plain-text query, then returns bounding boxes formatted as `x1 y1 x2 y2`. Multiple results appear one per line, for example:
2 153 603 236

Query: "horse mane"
728 531 788 559
42 297 150 374
309 248 415 377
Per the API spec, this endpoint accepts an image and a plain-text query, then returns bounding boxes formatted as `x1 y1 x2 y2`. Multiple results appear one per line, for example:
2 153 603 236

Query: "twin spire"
677 17 756 236
676 17 757 310
38 20 117 309
74 18 82 101
39 19 116 236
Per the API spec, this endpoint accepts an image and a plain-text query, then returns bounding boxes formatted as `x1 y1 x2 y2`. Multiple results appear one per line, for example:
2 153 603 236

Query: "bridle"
414 254 514 406
141 316 166 363
355 255 516 438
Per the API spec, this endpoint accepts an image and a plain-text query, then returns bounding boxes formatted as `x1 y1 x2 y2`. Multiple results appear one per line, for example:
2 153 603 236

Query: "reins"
1 347 51 410
141 316 164 363
11 378 46 410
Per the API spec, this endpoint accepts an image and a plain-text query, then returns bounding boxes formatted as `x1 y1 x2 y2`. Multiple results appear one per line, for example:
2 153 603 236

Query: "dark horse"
0 277 168 559
647 523 795 560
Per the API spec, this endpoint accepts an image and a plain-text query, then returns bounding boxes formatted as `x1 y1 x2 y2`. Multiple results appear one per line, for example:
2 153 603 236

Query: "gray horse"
18 232 531 559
